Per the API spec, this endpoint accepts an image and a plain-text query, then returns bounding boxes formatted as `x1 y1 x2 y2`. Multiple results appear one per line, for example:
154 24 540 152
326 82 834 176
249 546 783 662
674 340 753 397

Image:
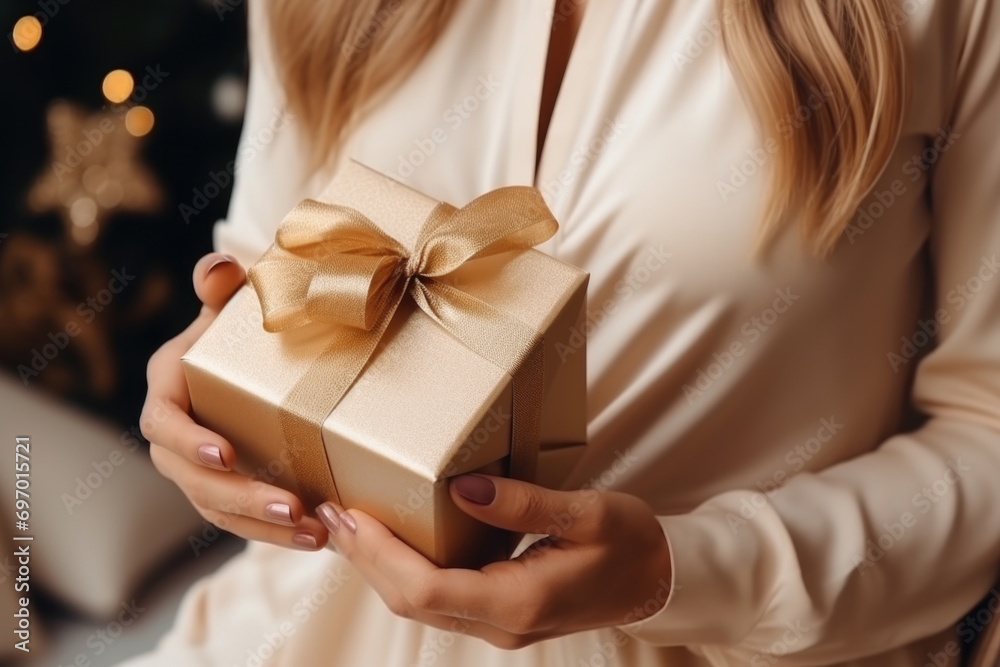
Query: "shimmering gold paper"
183 160 588 568
247 188 558 512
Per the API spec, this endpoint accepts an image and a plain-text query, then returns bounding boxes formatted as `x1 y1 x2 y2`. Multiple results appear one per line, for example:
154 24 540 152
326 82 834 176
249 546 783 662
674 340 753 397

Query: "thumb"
449 474 608 543
193 252 246 313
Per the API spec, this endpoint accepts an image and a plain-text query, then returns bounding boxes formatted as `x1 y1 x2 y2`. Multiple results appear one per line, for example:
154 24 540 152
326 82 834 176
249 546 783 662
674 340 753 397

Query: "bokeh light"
211 75 247 121
12 16 43 52
102 69 135 104
68 197 99 245
96 181 124 208
125 106 155 136
69 197 98 227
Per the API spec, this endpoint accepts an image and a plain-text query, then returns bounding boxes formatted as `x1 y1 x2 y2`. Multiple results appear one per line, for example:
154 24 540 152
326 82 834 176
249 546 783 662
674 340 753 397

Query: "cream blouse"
128 0 1000 665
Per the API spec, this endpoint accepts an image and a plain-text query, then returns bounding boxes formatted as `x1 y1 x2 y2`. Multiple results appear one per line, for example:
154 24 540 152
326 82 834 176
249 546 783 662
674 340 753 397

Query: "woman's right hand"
141 253 328 551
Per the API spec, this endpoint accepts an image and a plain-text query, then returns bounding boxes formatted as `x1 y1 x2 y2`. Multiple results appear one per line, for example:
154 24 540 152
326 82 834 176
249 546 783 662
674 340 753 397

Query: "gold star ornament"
27 101 164 247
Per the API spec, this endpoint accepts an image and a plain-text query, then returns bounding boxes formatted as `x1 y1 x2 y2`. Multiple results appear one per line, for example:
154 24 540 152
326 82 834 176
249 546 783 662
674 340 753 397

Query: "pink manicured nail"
341 512 357 534
292 533 318 550
197 444 227 470
205 254 236 276
265 503 294 526
316 503 341 534
452 474 496 505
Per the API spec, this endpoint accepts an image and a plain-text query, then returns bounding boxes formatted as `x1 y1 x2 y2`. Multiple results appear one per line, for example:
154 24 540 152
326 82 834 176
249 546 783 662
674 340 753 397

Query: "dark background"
0 0 248 427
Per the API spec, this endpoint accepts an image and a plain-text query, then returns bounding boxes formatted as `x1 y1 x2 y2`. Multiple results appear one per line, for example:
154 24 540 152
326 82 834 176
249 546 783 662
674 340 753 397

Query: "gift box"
182 160 588 568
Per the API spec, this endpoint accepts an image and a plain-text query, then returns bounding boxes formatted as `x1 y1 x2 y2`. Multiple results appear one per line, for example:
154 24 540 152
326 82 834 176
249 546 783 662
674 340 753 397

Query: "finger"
153 446 327 550
316 504 548 648
449 475 612 543
146 300 222 389
342 554 547 649
151 445 317 528
193 253 246 313
318 502 438 589
142 338 235 470
317 503 459 619
317 502 537 626
142 394 233 471
199 510 326 551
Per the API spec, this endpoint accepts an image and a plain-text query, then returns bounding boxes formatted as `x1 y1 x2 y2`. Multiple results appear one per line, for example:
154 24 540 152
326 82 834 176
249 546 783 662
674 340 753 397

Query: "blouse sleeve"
619 0 1000 661
211 0 317 266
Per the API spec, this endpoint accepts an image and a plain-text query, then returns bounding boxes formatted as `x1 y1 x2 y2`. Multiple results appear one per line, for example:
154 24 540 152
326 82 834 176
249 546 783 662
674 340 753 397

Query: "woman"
131 0 1000 664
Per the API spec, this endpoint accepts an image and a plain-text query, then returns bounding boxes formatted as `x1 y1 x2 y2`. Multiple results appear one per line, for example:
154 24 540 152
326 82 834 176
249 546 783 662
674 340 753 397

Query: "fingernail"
452 474 496 505
197 444 227 470
205 254 236 276
265 503 294 526
316 503 340 534
292 533 319 550
341 512 357 534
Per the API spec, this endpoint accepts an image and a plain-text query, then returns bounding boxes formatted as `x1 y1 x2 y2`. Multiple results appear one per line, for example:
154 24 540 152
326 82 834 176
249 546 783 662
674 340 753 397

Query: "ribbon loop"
305 254 405 331
414 188 558 278
247 257 315 333
275 200 406 259
250 199 409 333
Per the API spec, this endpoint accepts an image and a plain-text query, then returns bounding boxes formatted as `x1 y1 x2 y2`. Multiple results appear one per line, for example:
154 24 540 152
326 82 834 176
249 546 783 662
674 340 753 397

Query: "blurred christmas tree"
0 0 248 426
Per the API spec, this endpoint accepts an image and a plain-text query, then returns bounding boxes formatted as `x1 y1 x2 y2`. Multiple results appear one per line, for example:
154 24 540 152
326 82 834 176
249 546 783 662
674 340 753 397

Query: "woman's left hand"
315 474 673 649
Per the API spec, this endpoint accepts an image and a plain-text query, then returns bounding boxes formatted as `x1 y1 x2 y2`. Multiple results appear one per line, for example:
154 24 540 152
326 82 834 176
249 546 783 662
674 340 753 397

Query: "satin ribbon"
247 187 558 509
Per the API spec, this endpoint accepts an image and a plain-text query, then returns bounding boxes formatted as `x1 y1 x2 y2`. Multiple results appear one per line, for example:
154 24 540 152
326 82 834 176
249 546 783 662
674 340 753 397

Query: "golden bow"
246 187 558 509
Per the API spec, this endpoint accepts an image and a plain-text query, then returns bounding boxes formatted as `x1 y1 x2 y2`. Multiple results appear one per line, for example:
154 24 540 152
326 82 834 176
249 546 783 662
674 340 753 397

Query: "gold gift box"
182 160 588 568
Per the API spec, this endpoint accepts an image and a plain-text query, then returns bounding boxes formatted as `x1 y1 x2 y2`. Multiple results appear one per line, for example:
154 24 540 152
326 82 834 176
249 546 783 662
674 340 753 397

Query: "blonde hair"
268 0 906 256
